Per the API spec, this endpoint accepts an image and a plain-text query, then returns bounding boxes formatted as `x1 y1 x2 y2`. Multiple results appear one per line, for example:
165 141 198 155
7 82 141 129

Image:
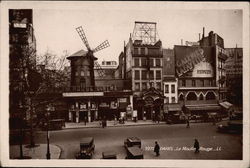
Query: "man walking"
186 117 190 128
194 139 200 153
154 141 160 156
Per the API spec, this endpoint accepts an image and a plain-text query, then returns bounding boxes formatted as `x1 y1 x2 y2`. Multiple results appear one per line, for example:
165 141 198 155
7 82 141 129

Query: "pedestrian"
186 117 190 128
194 139 200 153
157 114 160 124
154 141 160 156
84 116 87 126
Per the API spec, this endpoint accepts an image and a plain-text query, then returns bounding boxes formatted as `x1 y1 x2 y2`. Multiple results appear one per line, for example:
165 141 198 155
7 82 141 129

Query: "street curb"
54 144 63 159
62 122 166 130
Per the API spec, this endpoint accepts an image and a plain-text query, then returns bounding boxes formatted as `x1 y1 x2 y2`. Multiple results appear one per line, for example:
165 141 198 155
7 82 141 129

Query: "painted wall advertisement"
174 46 215 77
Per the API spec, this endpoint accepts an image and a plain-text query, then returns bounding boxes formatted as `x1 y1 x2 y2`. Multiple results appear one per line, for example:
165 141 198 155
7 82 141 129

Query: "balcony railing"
64 86 126 92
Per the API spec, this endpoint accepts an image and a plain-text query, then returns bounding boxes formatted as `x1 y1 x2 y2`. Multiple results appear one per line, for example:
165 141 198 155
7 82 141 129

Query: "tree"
24 48 69 148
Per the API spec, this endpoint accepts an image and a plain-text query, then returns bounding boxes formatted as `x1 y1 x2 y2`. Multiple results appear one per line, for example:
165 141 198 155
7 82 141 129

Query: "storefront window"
166 97 169 103
192 80 196 87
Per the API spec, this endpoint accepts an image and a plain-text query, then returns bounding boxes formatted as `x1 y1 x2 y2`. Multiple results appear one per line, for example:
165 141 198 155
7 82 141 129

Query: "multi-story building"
175 28 229 117
120 21 165 120
9 9 37 128
62 50 132 122
225 47 243 109
162 49 181 119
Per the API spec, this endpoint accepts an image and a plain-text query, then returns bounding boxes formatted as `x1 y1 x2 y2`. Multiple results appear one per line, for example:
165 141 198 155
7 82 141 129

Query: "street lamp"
46 106 51 159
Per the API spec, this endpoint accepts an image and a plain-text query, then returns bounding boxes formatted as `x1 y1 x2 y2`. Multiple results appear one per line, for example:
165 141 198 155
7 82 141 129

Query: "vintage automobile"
217 120 242 134
125 146 144 159
102 151 117 159
124 137 141 149
75 137 95 159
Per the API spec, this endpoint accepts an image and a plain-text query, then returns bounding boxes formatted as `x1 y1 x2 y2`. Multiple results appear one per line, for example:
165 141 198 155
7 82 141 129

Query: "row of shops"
61 87 234 123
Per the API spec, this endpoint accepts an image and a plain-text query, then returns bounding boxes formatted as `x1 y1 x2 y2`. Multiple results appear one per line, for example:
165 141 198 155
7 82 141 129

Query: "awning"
185 105 221 111
219 101 233 109
164 104 182 112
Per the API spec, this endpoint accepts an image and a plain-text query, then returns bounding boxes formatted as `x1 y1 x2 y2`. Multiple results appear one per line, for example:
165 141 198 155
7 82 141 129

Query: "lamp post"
46 106 51 159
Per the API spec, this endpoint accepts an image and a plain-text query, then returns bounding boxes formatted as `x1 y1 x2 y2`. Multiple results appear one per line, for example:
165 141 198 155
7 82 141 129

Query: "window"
75 71 78 76
141 58 147 67
141 70 147 80
106 61 111 65
150 82 154 88
135 83 140 91
156 70 161 80
156 82 161 90
156 59 161 67
182 80 186 87
165 84 169 93
171 97 176 103
134 70 140 80
209 80 212 86
134 58 139 67
149 70 154 80
171 84 175 93
165 97 169 104
80 71 84 76
142 82 147 90
134 48 139 55
149 58 154 67
201 79 204 87
85 71 90 76
141 48 145 55
192 80 196 87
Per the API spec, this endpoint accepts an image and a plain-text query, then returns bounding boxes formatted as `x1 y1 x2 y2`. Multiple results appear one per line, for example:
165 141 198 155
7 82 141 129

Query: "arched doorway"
199 94 204 100
206 91 216 100
179 94 184 101
186 92 197 101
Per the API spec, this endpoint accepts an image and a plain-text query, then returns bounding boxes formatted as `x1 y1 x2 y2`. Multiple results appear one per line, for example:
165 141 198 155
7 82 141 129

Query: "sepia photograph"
0 1 249 167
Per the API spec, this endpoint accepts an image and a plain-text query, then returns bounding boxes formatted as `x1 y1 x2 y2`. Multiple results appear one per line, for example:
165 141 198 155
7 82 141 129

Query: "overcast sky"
33 2 243 63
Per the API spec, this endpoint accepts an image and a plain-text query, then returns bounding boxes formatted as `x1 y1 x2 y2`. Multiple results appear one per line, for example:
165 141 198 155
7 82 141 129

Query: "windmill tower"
73 26 110 89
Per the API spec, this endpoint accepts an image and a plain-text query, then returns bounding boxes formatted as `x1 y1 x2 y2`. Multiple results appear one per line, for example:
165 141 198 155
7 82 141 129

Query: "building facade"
9 9 37 128
175 29 229 117
62 50 132 122
225 47 243 109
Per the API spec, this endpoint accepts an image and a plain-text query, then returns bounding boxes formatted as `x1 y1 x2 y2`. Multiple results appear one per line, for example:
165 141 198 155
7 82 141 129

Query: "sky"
33 2 243 63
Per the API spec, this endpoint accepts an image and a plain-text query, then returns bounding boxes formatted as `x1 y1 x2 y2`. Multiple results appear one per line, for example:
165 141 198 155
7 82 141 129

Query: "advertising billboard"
174 46 215 77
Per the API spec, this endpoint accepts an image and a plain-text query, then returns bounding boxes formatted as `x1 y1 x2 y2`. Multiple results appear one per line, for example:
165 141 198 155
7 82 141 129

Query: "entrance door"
79 111 88 122
145 107 152 119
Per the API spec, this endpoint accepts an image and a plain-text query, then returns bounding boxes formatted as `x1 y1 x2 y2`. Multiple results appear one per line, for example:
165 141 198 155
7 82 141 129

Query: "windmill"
76 26 110 89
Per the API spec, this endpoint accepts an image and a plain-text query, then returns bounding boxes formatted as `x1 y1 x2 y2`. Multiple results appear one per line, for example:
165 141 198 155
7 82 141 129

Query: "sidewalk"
64 118 229 130
9 144 61 159
64 120 166 129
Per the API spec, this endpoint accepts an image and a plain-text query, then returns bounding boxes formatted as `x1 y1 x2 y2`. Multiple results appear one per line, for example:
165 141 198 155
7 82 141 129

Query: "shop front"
134 88 164 121
163 103 183 122
184 102 222 122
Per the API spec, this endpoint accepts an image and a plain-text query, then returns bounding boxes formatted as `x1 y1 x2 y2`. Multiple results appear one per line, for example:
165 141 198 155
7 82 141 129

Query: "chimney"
202 27 205 38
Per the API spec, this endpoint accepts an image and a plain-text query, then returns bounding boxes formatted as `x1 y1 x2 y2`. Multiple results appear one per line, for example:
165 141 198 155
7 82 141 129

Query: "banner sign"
174 46 215 77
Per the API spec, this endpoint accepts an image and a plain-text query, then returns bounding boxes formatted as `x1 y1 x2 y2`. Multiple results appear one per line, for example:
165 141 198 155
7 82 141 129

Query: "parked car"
75 137 95 159
102 151 117 159
217 120 242 134
124 137 141 149
125 146 144 159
